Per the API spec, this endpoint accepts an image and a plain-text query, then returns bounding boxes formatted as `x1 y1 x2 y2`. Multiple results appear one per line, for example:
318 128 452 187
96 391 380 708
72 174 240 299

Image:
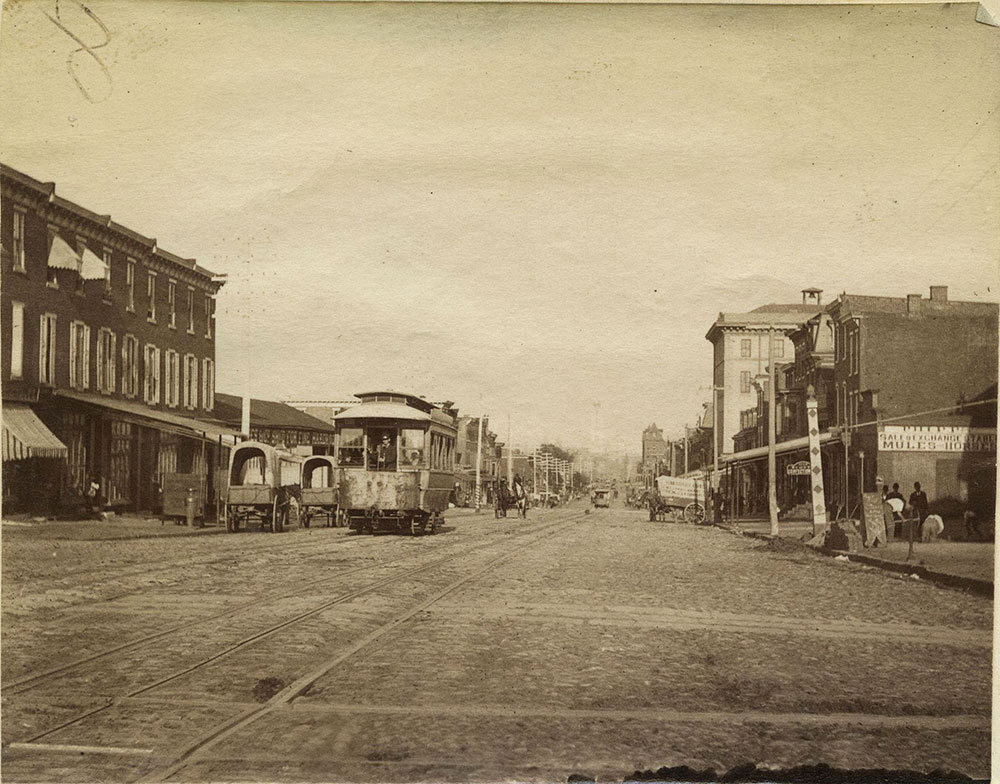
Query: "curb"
714 523 994 598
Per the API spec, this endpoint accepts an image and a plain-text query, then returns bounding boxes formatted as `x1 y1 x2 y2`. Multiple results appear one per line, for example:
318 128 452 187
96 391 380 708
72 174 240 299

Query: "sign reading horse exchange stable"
878 426 996 453
785 460 812 476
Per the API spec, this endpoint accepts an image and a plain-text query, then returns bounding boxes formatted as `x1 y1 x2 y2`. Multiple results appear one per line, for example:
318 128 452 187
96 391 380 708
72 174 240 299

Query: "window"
367 428 397 471
164 350 180 407
12 209 25 272
144 344 161 404
740 338 751 358
38 313 57 385
146 271 157 322
338 427 365 467
183 353 198 410
10 301 24 378
69 321 91 390
187 287 195 333
122 334 139 398
97 328 116 394
400 429 425 468
204 295 213 339
201 357 214 411
773 338 784 358
126 259 136 311
102 249 112 296
740 370 751 394
167 281 177 328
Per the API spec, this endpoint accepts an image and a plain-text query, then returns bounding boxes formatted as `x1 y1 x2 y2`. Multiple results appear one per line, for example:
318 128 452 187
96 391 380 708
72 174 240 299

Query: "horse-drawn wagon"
650 475 707 524
225 441 303 532
299 454 339 528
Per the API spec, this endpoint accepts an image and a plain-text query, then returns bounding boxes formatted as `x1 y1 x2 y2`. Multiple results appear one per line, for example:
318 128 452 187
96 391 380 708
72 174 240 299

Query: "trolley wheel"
684 502 706 525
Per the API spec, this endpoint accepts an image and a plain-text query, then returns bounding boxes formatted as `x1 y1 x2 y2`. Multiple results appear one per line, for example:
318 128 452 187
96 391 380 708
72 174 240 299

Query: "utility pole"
475 415 484 513
684 428 689 475
767 326 779 535
507 412 513 483
712 386 720 521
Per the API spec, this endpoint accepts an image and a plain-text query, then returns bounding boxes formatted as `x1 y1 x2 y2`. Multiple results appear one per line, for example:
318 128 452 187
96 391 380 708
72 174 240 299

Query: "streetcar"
299 454 339 528
225 441 303 532
334 391 456 535
592 488 611 508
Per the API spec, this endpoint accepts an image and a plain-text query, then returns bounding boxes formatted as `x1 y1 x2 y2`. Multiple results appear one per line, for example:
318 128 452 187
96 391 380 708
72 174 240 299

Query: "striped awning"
2 404 68 460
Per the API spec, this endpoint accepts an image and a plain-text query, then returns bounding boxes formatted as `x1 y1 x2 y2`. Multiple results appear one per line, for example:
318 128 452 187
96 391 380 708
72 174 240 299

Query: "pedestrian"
86 475 103 520
886 483 904 503
964 509 982 541
908 482 929 524
880 484 889 502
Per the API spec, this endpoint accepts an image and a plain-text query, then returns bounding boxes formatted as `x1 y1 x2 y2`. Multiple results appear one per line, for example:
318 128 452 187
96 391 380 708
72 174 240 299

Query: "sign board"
655 475 701 504
786 460 811 476
860 491 887 547
878 426 996 453
162 473 205 518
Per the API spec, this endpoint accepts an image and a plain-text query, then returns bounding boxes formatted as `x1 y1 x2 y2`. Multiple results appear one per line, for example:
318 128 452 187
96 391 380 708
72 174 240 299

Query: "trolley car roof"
334 402 432 422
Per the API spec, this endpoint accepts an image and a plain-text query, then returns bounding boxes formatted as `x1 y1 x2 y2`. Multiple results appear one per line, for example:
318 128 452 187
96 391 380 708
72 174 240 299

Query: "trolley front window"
338 428 365 467
367 428 397 471
399 429 425 468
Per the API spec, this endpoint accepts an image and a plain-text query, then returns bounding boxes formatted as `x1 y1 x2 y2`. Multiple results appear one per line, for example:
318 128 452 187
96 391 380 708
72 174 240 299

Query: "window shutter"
155 348 161 404
38 315 46 383
69 323 78 389
191 358 199 409
96 332 105 391
109 333 117 393
82 326 91 390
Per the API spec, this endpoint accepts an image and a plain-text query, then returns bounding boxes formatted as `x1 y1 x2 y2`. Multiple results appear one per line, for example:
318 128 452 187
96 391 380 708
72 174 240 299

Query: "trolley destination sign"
878 426 996 453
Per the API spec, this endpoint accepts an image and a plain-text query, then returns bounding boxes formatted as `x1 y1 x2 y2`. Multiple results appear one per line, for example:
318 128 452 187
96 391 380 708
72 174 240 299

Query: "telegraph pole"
767 326 779 535
507 413 513 483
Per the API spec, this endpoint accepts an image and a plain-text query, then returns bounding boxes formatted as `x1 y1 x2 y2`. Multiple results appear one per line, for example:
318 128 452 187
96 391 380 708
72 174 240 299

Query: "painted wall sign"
878 426 996 453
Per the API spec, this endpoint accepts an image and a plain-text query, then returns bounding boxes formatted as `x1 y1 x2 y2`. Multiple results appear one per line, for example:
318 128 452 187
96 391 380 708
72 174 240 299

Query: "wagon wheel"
684 502 706 525
271 498 281 533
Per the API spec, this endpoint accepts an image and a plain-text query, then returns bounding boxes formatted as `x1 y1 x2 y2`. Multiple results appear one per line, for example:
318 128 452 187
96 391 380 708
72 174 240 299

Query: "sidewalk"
1 514 225 541
721 516 994 592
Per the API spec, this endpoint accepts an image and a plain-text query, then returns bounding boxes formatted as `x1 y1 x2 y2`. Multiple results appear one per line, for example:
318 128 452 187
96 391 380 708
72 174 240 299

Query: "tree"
539 443 575 462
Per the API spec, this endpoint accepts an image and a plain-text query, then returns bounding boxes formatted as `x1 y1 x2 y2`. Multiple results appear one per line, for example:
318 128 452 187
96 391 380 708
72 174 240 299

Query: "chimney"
929 286 948 303
906 294 922 314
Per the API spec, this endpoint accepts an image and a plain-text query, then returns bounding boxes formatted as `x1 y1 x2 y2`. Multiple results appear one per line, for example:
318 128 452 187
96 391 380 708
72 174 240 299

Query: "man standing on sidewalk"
909 481 929 525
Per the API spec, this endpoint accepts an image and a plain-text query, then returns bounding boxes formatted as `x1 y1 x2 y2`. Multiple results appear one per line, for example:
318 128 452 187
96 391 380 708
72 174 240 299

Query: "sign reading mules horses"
785 460 811 476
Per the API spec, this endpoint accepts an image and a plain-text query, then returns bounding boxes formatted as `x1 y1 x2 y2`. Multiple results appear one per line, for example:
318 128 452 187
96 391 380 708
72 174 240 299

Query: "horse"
510 481 528 519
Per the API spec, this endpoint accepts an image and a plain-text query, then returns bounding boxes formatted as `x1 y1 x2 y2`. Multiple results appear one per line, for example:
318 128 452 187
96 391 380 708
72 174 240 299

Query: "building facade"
705 289 824 457
1 164 230 515
722 287 997 523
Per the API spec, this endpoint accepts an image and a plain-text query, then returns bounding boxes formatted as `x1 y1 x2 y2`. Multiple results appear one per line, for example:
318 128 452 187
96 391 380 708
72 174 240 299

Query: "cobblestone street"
2 502 992 782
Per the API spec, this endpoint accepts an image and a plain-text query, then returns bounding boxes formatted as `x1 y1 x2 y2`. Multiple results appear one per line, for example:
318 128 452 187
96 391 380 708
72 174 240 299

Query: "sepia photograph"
0 0 997 781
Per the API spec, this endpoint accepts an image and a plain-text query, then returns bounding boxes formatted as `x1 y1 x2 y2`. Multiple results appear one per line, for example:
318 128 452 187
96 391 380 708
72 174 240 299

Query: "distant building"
211 394 336 454
1 164 231 515
705 289 824 457
282 399 361 428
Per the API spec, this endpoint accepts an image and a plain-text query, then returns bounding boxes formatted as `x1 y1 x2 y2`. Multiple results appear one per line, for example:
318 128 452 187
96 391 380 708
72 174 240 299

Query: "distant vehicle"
592 488 611 508
651 475 706 524
334 391 456 535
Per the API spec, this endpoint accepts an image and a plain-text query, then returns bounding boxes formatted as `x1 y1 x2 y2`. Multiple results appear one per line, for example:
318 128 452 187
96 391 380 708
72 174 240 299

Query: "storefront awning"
3 404 68 460
720 431 839 465
80 247 109 280
47 234 80 270
55 391 241 445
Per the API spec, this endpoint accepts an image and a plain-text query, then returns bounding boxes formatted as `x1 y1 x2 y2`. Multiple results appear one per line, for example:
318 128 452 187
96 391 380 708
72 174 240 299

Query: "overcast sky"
3 1 997 452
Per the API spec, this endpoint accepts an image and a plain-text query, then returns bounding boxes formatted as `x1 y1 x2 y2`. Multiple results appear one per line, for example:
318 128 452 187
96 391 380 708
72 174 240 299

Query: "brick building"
722 287 997 522
1 164 233 515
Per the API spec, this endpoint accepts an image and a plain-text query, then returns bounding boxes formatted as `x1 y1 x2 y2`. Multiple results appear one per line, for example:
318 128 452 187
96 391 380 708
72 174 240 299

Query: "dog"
921 514 945 542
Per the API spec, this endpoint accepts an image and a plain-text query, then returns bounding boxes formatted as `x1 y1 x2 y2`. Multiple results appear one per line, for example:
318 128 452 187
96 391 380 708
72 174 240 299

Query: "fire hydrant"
185 487 198 528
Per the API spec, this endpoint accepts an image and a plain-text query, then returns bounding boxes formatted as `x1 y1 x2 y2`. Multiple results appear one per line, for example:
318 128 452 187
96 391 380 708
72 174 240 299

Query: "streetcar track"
4 527 379 592
4 516 533 695
8 512 582 752
138 514 581 782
